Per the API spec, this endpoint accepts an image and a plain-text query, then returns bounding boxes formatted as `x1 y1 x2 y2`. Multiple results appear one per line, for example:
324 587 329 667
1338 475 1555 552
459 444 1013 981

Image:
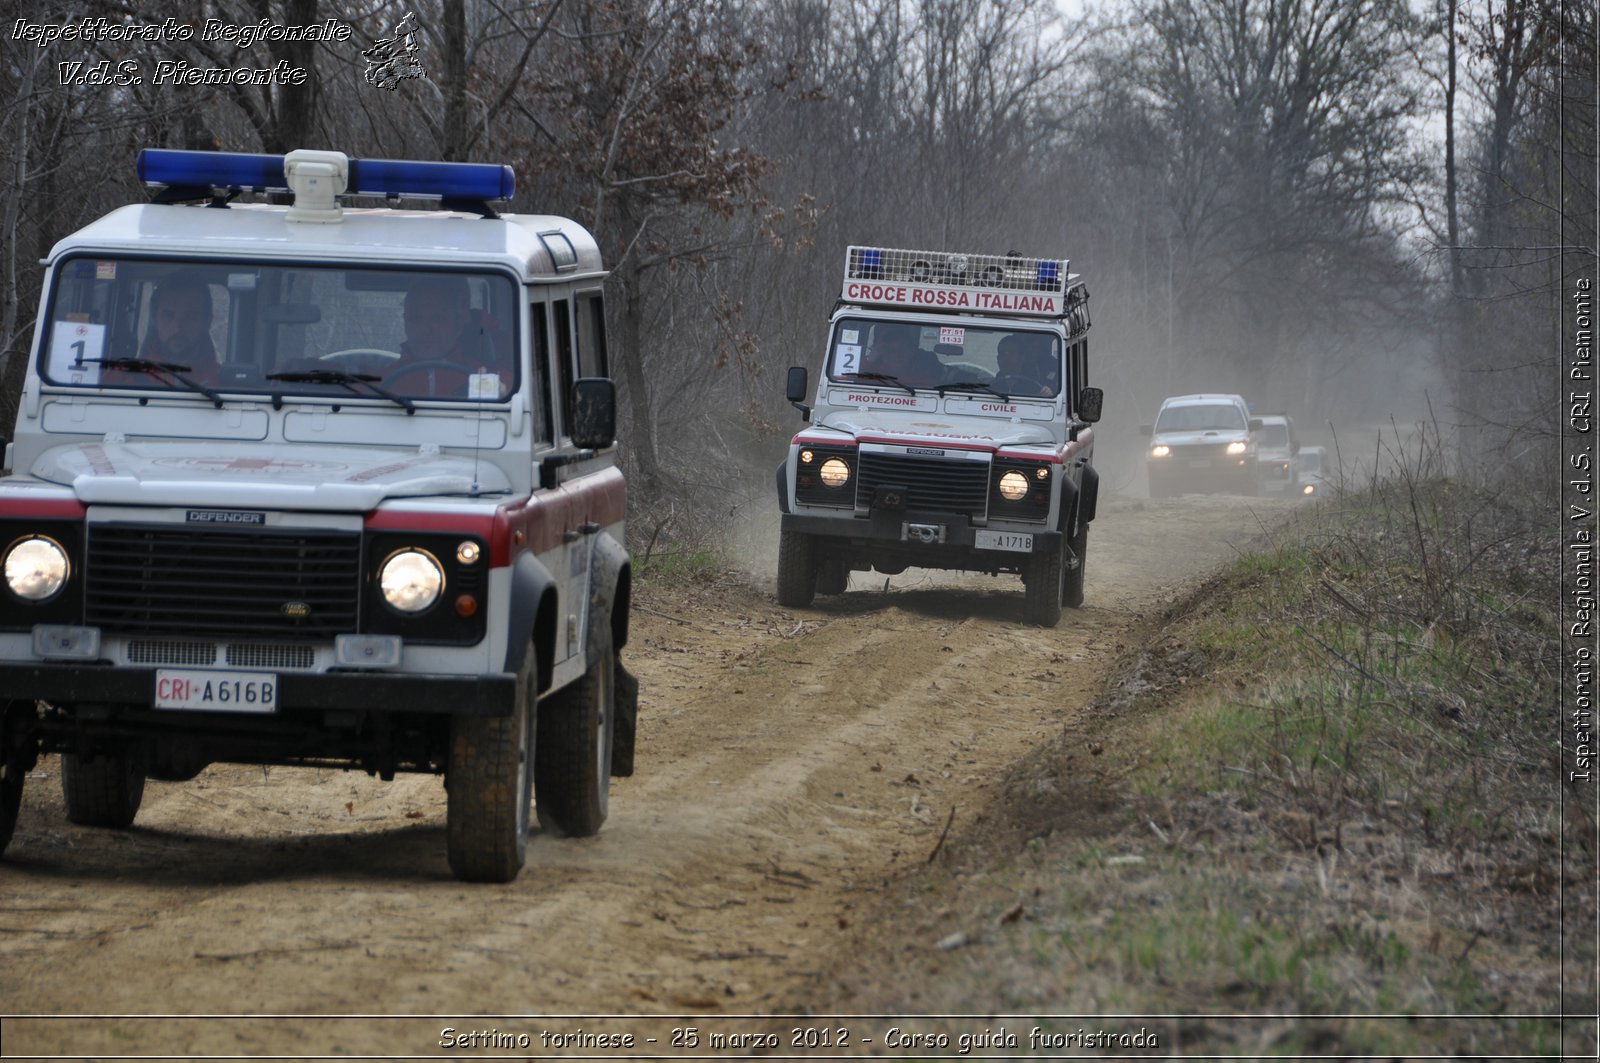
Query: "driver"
992 334 1056 397
141 275 216 367
390 276 508 397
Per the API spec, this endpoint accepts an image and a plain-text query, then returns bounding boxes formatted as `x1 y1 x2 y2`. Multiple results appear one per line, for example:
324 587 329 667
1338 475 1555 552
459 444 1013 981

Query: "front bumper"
782 510 1060 570
0 662 516 716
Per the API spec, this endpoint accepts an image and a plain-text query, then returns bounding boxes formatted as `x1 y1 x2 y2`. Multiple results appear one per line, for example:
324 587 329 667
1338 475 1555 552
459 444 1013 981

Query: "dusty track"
0 493 1291 1056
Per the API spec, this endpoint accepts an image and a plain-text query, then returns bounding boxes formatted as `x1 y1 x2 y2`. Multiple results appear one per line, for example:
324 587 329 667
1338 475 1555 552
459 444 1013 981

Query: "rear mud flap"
611 661 639 777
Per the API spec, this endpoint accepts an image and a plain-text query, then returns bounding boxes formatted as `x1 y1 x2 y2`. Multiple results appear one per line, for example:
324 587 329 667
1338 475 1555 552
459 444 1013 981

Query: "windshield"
39 257 518 402
1155 404 1246 432
1258 424 1290 447
826 316 1061 397
1301 451 1323 472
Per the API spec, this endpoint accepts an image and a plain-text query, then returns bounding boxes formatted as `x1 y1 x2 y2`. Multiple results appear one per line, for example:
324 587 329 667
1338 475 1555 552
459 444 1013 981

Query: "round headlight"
380 549 443 613
1226 441 1248 455
1302 483 1316 496
998 470 1029 501
1150 445 1171 458
4 536 69 601
819 457 850 488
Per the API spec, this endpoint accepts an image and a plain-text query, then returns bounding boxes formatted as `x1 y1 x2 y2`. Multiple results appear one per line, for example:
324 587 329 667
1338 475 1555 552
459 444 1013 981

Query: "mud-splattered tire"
1064 524 1088 609
816 560 849 596
536 624 614 837
446 647 535 882
1022 544 1065 627
776 529 818 607
61 750 145 829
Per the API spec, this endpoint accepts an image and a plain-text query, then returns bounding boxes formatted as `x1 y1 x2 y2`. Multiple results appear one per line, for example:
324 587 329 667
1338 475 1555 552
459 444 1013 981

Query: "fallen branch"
927 806 957 864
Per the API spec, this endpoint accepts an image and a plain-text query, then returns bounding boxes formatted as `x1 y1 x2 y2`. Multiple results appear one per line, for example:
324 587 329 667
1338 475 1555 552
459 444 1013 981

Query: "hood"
31 440 511 511
814 407 1056 449
1152 428 1250 447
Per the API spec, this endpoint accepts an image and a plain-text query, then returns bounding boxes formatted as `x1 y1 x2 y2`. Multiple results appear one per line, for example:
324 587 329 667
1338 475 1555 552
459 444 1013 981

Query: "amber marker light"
455 594 479 618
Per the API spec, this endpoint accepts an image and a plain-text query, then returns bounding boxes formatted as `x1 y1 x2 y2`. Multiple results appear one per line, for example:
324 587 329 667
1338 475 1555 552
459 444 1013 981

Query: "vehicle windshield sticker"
49 321 105 384
94 261 116 280
840 329 860 344
468 373 500 399
834 343 861 374
939 326 965 346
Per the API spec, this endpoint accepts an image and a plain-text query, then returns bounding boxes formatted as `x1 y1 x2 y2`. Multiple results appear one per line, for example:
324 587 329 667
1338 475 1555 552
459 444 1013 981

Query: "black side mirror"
571 377 616 449
1077 386 1104 424
1248 418 1263 433
786 366 810 419
1291 439 1301 455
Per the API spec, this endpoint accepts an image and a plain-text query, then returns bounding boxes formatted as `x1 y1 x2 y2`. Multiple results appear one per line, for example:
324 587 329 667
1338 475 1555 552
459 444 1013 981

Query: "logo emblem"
907 447 945 457
281 602 312 619
186 510 266 525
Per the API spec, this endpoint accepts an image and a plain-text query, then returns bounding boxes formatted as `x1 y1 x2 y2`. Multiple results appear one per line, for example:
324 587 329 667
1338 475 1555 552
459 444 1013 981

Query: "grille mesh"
227 643 317 670
127 639 217 666
856 453 990 519
86 524 361 640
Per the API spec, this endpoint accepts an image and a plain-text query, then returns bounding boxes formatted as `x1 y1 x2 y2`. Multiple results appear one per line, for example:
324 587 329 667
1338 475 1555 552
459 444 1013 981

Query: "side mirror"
786 366 810 419
1138 424 1153 437
571 377 616 449
1291 440 1301 455
1077 386 1104 424
1248 418 1263 433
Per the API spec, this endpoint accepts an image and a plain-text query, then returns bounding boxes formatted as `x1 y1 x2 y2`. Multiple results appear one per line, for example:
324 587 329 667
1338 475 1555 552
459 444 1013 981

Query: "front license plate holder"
155 669 279 713
975 529 1033 553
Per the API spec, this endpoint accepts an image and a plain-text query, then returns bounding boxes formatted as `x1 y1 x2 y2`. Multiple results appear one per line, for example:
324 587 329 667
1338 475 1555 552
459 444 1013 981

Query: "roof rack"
841 244 1085 321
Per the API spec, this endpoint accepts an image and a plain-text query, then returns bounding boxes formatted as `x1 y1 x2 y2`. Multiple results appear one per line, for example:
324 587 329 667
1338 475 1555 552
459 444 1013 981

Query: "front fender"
505 551 557 695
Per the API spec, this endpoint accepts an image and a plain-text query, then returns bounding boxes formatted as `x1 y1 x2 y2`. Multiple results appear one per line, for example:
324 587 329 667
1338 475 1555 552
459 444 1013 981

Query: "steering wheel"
998 376 1051 397
383 358 474 396
322 348 401 362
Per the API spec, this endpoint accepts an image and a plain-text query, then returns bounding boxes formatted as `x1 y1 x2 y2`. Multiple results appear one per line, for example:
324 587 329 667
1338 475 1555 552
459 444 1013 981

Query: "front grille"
227 643 317 670
128 639 217 666
86 524 361 640
856 452 990 518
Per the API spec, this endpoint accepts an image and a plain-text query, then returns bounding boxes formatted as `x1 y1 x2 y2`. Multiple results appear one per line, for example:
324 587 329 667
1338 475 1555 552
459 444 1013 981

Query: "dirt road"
1 493 1290 1056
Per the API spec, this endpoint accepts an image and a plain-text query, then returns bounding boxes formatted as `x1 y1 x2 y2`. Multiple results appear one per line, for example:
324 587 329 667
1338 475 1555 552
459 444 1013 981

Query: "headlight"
1302 483 1316 496
819 457 850 488
379 549 443 613
1150 445 1171 458
4 536 69 601
998 470 1029 501
1226 441 1248 455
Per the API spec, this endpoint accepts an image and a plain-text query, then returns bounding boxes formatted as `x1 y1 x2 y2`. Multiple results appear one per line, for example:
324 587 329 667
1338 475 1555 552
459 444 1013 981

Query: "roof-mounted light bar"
841 245 1076 318
136 149 516 203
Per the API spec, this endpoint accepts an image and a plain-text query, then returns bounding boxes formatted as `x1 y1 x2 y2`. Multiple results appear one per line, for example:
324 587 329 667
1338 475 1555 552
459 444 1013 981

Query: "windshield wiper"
837 371 916 396
81 357 225 408
266 369 415 414
936 380 1012 400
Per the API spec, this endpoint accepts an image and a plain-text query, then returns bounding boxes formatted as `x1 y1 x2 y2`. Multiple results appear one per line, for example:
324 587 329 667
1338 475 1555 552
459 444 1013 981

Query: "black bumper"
782 510 1059 563
0 662 517 716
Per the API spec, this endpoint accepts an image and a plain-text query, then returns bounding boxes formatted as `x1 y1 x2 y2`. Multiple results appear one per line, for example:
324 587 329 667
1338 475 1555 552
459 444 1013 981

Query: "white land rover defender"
776 246 1102 626
0 149 636 882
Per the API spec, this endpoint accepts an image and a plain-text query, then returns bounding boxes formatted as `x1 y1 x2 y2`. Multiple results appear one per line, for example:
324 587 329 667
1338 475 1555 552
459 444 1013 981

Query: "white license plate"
155 669 278 713
1187 459 1213 469
975 530 1033 553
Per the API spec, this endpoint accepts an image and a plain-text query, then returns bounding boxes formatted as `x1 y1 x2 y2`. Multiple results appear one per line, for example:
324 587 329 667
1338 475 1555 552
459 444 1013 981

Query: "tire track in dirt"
0 493 1290 1056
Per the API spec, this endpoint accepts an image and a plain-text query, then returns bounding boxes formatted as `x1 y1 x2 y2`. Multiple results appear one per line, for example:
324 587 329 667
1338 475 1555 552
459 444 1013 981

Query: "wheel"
816 559 849 595
1064 522 1088 609
0 712 32 858
776 529 818 607
61 750 145 829
446 644 535 882
536 623 615 837
1022 543 1065 627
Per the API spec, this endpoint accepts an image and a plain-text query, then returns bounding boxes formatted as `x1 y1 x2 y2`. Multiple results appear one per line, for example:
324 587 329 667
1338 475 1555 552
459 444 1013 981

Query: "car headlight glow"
379 549 444 613
819 457 850 488
1302 483 1316 496
998 470 1029 501
1226 441 1248 455
1150 445 1171 458
4 536 69 601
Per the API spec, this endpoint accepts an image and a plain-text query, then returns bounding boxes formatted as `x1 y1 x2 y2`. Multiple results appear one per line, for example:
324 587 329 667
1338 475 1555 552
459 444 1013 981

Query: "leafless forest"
1 0 1593 510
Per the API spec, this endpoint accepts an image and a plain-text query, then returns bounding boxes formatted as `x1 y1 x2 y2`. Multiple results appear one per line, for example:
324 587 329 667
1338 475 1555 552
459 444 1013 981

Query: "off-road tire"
61 750 145 829
776 529 818 607
1022 544 1065 627
446 647 535 882
0 742 25 859
536 624 615 837
1064 523 1089 609
816 559 849 596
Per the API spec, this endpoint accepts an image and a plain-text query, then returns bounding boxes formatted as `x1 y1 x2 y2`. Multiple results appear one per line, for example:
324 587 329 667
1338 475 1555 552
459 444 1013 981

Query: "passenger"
140 275 217 368
992 334 1056 397
389 276 507 397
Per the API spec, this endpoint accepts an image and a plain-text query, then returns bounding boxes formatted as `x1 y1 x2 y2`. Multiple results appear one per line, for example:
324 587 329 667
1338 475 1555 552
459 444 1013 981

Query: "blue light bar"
138 149 288 190
347 159 515 201
136 149 516 201
1036 260 1060 289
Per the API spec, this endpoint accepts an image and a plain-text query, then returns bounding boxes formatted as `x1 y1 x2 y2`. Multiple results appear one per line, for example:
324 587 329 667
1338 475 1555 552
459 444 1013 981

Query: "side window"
1073 340 1087 393
575 291 608 378
530 301 553 444
552 297 575 440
